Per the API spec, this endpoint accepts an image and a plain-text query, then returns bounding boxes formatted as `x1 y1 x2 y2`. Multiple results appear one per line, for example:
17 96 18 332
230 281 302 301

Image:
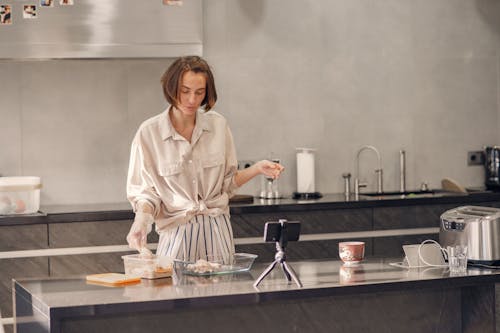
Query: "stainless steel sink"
358 190 466 200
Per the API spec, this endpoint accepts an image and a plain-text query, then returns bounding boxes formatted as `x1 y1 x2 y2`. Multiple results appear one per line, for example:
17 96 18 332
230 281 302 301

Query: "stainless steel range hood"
0 0 202 59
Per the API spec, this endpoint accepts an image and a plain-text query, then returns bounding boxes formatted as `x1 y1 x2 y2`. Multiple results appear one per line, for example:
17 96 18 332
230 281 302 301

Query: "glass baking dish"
174 253 258 276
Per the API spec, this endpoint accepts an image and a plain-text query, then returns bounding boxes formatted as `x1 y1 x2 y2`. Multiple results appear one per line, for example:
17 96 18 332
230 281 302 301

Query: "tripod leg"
253 260 278 287
282 261 303 288
280 262 292 281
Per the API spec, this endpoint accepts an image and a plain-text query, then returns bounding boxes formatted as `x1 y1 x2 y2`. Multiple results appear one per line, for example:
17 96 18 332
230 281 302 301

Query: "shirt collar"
159 107 174 141
159 106 212 141
196 109 212 132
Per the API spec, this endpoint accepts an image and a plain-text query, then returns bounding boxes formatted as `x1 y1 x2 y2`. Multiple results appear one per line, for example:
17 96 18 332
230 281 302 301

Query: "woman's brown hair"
161 56 217 111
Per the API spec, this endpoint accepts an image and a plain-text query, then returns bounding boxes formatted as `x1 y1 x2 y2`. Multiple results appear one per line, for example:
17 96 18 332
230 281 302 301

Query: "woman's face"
177 70 206 117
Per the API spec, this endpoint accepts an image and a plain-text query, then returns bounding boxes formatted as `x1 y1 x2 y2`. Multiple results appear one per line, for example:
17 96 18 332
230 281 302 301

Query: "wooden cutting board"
229 194 254 204
86 273 141 286
441 178 467 193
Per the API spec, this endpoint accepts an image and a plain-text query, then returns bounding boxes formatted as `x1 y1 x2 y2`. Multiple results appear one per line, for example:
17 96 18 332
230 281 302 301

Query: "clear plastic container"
122 254 173 279
0 177 41 215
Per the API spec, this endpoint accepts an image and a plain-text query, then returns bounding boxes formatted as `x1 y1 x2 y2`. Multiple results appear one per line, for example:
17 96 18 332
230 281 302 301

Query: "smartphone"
263 221 301 242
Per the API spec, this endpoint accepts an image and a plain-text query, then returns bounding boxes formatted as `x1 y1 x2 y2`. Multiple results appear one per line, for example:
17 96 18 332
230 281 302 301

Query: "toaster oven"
440 206 500 266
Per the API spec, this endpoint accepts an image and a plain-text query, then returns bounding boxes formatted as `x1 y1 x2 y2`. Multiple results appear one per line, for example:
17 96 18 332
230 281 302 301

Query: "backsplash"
1 0 499 205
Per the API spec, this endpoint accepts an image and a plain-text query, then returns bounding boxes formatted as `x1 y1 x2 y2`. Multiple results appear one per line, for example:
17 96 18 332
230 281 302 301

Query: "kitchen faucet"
342 172 351 199
399 149 406 193
354 145 383 197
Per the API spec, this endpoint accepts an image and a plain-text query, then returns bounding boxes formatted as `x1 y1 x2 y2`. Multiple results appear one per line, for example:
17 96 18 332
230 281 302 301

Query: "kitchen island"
3 191 500 333
14 258 499 333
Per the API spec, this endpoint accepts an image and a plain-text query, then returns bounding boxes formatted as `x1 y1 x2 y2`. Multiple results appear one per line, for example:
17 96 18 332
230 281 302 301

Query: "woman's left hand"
234 159 285 187
255 160 285 180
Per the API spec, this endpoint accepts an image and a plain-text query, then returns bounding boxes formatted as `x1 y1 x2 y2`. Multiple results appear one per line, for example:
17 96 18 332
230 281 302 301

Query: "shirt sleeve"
222 124 239 198
126 131 162 216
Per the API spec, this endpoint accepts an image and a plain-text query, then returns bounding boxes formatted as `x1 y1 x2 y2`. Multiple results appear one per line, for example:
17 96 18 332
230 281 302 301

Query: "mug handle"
440 247 448 261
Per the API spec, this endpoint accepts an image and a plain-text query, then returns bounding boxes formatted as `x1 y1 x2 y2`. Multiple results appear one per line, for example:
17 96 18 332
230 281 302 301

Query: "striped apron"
156 214 235 264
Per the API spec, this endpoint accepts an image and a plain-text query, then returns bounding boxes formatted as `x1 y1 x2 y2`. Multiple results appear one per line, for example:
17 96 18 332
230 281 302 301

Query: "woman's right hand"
126 212 154 250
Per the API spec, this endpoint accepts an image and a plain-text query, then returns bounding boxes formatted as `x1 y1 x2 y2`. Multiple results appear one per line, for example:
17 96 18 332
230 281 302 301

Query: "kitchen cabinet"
0 225 48 320
231 208 373 261
0 0 202 59
48 220 158 277
371 204 458 257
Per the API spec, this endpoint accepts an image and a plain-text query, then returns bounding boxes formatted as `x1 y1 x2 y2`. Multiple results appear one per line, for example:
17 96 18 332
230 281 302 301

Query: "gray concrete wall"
1 0 500 205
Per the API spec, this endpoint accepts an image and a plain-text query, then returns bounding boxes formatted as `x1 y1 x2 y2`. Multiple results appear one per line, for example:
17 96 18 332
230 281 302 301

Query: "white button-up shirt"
127 107 239 232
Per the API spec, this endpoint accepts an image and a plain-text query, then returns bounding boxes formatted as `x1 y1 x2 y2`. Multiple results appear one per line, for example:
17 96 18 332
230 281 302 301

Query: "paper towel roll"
296 148 315 193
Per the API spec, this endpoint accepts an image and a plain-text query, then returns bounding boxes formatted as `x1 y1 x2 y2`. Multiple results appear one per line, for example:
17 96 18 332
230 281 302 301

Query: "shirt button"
188 160 193 164
192 180 196 184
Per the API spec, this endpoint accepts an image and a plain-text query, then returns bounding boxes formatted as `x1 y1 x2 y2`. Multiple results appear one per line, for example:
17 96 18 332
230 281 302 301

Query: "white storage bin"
0 177 41 215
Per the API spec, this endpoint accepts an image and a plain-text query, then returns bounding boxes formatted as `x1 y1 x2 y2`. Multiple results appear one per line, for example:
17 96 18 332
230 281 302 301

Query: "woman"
126 56 284 263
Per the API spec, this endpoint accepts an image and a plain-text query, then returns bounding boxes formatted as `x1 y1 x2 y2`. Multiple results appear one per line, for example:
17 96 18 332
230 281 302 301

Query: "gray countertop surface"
14 257 500 319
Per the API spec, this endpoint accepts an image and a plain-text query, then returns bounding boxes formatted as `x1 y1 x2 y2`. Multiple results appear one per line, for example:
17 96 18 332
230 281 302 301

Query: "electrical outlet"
237 160 254 170
467 151 484 166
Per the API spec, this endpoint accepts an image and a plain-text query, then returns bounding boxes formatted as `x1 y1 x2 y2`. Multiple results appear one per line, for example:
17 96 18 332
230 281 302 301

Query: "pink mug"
339 241 365 265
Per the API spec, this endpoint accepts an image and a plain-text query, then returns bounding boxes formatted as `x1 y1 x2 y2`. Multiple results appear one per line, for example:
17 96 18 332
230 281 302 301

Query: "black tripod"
253 221 303 288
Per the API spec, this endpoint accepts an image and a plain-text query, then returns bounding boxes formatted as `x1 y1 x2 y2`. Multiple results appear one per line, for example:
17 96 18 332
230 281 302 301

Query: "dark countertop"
14 257 500 319
2 190 500 226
